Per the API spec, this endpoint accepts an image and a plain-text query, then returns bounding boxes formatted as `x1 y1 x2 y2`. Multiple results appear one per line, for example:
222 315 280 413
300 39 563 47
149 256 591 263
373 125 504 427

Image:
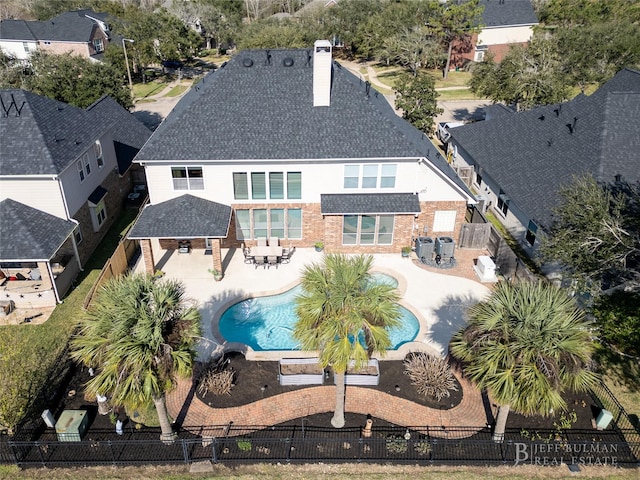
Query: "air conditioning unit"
475 195 487 213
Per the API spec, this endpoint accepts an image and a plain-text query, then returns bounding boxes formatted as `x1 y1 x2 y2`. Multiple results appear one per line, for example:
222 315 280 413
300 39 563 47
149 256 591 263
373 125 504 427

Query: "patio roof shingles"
320 193 421 214
128 194 232 239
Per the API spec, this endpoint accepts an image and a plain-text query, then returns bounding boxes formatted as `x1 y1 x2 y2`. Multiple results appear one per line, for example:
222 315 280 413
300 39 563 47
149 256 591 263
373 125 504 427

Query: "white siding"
0 40 36 60
59 132 118 216
478 25 534 46
144 158 469 205
0 177 67 218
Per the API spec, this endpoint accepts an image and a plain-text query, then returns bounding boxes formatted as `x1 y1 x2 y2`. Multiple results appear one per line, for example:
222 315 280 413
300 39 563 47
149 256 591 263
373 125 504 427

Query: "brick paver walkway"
166 369 488 439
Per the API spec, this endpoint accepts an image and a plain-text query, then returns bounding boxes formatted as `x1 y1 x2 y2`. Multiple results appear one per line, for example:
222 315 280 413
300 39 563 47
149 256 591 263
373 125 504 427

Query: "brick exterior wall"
140 239 155 274
72 169 131 265
39 41 90 57
148 199 467 257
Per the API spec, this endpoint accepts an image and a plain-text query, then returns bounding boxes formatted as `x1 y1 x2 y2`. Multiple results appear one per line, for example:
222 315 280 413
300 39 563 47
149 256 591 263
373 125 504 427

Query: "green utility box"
55 410 88 442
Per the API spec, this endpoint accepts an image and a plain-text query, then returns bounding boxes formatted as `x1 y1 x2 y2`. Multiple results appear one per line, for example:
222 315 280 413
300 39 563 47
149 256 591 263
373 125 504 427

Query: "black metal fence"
2 426 638 468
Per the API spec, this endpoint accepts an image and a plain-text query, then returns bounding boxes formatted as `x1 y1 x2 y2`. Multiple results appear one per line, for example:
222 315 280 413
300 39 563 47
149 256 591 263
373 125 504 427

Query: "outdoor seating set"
242 238 294 269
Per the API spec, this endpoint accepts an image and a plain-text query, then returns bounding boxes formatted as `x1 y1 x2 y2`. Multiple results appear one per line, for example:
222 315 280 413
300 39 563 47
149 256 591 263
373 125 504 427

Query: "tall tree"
540 175 640 293
394 71 443 134
381 27 444 74
293 254 401 428
469 36 569 111
71 274 201 443
21 51 132 109
426 0 483 78
450 281 599 442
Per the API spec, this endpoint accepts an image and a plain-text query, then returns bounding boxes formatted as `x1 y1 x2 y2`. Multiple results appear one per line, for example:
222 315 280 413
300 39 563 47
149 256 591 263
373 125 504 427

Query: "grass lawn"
437 88 483 101
0 463 637 479
166 84 189 97
0 209 138 432
593 345 640 421
133 81 168 99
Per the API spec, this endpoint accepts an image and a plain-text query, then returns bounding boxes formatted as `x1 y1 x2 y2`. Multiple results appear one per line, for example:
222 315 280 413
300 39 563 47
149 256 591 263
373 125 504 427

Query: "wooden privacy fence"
83 239 139 309
459 208 537 283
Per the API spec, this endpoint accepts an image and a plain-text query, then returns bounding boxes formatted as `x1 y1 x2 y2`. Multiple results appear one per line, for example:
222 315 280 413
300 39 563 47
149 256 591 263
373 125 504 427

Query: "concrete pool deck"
135 245 492 361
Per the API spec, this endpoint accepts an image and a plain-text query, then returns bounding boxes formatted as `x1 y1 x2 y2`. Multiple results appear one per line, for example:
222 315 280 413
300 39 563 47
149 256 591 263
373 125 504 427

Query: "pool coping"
207 267 435 362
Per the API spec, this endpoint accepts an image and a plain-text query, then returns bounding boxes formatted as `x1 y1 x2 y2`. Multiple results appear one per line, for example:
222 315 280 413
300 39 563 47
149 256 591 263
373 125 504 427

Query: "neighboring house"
0 90 152 307
452 0 538 68
447 68 640 258
128 41 476 275
0 9 111 61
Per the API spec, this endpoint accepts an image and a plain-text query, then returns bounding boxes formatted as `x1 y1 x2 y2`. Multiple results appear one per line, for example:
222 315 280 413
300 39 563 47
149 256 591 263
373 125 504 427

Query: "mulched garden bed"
195 351 463 410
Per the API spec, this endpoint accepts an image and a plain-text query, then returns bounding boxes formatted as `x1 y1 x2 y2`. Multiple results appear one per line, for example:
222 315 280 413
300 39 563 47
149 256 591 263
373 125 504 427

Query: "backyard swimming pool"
218 273 419 351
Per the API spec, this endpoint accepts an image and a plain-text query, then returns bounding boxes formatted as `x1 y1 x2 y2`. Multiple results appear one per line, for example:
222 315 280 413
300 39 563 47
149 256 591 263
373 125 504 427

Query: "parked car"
162 60 184 70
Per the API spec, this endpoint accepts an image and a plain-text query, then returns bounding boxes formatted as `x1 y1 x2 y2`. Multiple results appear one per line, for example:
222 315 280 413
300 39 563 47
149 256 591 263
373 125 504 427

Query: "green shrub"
593 291 640 356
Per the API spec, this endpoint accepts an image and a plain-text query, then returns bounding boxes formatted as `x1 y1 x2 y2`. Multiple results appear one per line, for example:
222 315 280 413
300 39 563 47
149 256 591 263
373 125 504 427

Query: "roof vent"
554 105 561 116
538 114 545 121
242 57 254 67
305 50 311 67
265 50 271 66
283 57 294 67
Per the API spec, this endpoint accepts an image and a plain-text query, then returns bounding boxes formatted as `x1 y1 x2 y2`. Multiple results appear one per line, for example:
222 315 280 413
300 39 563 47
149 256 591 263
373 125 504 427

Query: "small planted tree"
71 273 201 443
403 353 458 401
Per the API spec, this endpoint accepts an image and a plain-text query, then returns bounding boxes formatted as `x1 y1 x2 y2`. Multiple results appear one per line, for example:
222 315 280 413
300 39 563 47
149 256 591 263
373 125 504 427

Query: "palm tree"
293 254 401 428
450 281 599 442
71 273 201 443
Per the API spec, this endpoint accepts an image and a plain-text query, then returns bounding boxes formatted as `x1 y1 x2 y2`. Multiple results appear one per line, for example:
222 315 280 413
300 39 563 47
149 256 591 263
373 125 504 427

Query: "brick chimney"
313 40 332 107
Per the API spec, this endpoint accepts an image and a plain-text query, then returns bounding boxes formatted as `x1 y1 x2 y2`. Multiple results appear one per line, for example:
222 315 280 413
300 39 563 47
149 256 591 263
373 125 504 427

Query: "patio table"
251 246 282 258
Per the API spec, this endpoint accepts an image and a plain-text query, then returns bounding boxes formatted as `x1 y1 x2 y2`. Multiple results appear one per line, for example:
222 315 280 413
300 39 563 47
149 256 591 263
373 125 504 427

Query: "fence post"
285 436 292 463
36 442 45 468
358 437 363 463
503 440 511 464
181 438 190 464
211 438 217 464
108 440 116 466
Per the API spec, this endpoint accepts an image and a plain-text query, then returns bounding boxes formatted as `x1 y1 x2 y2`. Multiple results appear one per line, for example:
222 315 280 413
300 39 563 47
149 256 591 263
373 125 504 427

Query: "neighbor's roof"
0 20 37 41
87 95 152 174
0 90 147 177
128 195 232 239
449 68 640 229
480 0 538 28
135 47 472 197
321 193 420 214
0 198 76 261
1 9 109 43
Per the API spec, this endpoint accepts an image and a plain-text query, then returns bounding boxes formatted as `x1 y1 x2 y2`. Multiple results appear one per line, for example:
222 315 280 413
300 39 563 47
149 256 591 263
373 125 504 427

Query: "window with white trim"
90 200 107 232
171 166 204 190
77 153 91 182
525 220 537 246
74 226 83 245
497 190 509 216
235 208 303 240
233 171 302 200
93 38 104 53
342 215 394 245
433 210 456 232
344 163 397 189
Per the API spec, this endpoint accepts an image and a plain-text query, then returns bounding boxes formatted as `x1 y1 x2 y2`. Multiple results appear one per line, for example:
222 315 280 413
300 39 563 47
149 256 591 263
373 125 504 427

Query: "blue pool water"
218 273 419 351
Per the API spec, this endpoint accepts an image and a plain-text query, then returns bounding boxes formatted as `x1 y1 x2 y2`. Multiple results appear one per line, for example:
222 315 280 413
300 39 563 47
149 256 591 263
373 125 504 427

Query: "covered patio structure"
0 198 81 308
127 194 232 276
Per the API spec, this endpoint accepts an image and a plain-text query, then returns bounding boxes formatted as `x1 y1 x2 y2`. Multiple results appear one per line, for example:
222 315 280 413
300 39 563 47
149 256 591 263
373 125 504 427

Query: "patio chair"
254 256 266 269
280 247 291 264
267 255 279 269
241 243 253 264
257 238 267 247
269 237 279 247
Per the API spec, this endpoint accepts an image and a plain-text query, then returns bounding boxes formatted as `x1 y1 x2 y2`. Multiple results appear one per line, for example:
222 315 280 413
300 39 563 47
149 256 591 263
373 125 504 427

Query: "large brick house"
0 9 111 61
129 41 476 275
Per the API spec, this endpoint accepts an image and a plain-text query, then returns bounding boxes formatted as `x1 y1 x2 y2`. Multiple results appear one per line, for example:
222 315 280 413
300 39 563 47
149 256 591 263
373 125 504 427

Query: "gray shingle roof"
449 68 640 229
22 10 107 43
321 193 420 214
135 47 473 198
0 20 37 41
128 195 232 239
480 0 538 27
0 89 115 176
0 198 76 261
86 95 152 173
